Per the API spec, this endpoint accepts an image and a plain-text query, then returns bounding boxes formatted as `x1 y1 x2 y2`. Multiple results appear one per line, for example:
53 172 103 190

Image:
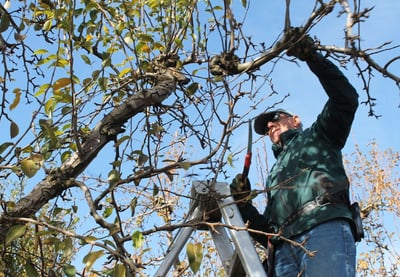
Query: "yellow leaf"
186 242 203 274
138 44 150 54
9 88 21 110
86 34 93 42
53 78 71 91
113 264 126 277
83 250 104 271
118 68 131 78
20 158 40 178
43 19 52 31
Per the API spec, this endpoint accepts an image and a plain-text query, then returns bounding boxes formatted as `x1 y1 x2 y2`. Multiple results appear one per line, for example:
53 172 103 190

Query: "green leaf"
115 135 130 147
132 231 144 248
6 225 26 245
61 151 71 163
130 197 137 217
52 207 63 217
98 77 108 91
138 33 154 43
42 237 60 246
80 54 91 65
63 264 77 277
103 206 113 218
185 82 199 96
0 13 10 33
34 83 51 97
113 264 126 277
39 119 58 147
24 261 39 277
103 239 116 248
83 250 104 271
78 235 97 246
92 70 100 80
102 56 112 67
186 242 203 274
44 98 56 118
152 184 159 196
107 169 120 185
0 142 13 154
63 237 74 257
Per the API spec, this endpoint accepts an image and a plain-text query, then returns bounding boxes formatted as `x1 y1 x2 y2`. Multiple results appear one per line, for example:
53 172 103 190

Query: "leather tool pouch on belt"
350 202 364 242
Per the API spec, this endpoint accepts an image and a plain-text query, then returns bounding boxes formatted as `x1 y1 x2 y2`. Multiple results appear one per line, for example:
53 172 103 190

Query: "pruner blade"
242 120 253 178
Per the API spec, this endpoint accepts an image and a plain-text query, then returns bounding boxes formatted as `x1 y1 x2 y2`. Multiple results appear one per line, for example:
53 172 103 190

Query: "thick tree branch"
0 69 187 224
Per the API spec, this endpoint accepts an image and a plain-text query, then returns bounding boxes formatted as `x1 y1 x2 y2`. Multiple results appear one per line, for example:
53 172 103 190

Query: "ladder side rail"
215 182 268 277
209 225 235 273
154 206 201 277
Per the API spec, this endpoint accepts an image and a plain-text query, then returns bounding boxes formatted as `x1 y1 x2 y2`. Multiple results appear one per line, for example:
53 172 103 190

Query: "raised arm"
307 54 359 149
286 29 359 149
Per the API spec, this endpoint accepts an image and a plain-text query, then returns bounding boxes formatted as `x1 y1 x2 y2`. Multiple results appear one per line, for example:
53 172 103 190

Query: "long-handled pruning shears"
242 121 253 179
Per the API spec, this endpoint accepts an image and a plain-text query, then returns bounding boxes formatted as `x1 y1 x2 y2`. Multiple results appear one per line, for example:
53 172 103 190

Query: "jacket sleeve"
238 203 270 248
306 54 359 149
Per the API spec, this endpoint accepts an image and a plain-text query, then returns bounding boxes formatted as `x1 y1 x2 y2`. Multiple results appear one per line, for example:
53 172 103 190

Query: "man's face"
266 113 301 144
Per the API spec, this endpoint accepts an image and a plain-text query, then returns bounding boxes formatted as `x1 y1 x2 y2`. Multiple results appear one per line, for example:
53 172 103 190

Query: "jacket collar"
272 128 301 158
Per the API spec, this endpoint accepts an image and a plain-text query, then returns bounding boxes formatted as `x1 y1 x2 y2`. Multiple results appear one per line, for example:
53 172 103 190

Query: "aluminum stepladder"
155 181 268 277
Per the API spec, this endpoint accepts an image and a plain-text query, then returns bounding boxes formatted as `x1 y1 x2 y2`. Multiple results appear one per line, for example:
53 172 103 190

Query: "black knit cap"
254 109 294 135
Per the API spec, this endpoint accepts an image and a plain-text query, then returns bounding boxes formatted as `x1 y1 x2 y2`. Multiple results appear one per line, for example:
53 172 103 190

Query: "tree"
0 0 399 275
345 141 400 276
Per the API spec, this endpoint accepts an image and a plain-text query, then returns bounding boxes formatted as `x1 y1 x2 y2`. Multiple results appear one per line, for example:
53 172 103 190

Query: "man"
231 32 361 276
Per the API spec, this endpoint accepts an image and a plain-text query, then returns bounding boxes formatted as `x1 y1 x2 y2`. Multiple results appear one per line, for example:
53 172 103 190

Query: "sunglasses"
265 112 292 134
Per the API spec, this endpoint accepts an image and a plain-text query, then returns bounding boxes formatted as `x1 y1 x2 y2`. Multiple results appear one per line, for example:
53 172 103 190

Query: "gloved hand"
230 173 251 206
286 27 317 61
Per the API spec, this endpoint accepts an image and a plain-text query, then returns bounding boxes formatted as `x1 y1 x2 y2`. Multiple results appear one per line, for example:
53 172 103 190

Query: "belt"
279 196 331 232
